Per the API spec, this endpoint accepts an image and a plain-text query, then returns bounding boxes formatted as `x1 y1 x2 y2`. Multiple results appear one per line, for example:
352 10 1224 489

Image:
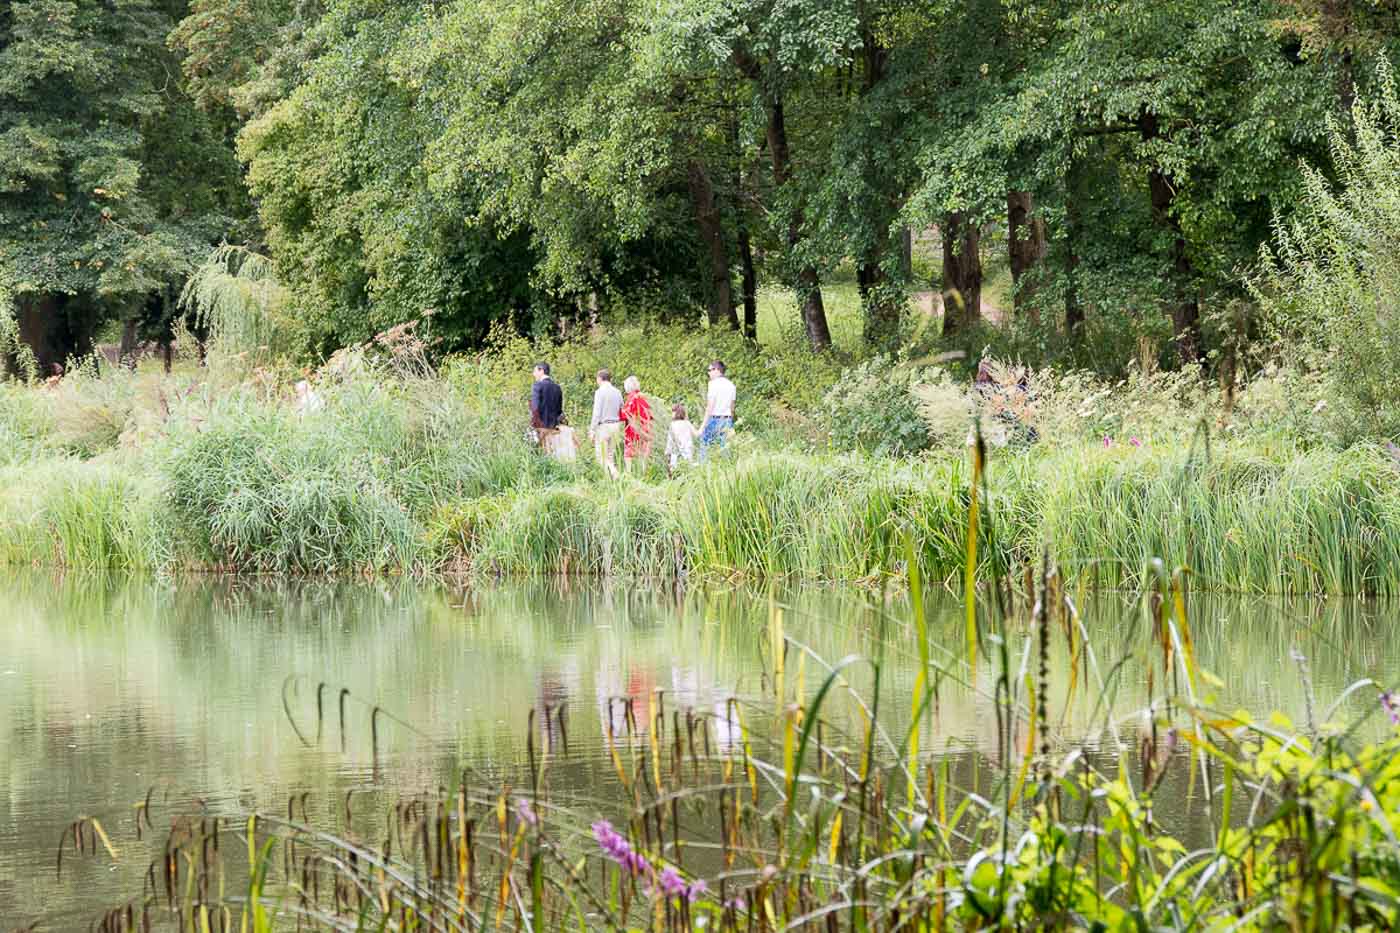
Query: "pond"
0 570 1393 926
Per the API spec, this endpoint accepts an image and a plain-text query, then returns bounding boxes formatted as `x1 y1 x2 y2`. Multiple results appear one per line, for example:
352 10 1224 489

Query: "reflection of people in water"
537 666 569 751
713 698 742 754
595 663 658 742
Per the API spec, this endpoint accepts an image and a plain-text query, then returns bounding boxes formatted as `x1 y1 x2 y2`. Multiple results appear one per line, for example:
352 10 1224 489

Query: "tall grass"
1036 442 1400 595
160 379 570 574
0 458 165 568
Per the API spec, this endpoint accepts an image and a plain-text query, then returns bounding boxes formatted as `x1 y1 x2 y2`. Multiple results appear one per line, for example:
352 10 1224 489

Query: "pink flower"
1103 436 1113 448
1129 436 1142 448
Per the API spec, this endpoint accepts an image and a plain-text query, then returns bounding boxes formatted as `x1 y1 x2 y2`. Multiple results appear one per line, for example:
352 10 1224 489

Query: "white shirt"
590 382 623 431
706 376 736 418
665 420 698 464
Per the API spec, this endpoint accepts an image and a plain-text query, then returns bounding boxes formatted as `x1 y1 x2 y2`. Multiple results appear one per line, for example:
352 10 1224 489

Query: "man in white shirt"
699 359 736 461
588 369 624 478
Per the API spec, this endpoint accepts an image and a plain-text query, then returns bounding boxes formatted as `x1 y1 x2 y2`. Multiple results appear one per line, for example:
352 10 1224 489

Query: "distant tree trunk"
10 293 98 376
118 315 140 369
730 111 759 343
900 226 913 279
1007 190 1047 323
686 159 739 330
766 97 832 351
855 31 902 350
738 226 758 341
858 250 902 348
1140 113 1202 366
940 212 982 336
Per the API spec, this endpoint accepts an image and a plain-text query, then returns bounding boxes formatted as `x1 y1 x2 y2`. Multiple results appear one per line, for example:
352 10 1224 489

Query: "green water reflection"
0 571 1393 925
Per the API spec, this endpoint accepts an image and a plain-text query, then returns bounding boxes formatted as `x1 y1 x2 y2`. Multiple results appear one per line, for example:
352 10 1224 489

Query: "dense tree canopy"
0 0 246 369
0 0 1392 369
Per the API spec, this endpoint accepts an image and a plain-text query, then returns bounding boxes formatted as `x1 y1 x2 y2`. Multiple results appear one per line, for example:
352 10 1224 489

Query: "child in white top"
665 403 699 474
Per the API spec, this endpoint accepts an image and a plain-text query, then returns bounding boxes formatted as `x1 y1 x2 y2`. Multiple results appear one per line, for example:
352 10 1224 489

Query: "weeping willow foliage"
179 244 289 355
0 267 38 381
1253 63 1400 442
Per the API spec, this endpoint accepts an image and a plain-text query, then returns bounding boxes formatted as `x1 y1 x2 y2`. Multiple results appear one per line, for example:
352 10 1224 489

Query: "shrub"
822 355 932 456
1252 65 1400 443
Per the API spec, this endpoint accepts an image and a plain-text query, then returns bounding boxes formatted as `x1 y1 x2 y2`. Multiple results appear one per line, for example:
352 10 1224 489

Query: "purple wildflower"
1381 692 1400 726
592 820 651 877
1103 435 1113 448
659 867 687 897
515 797 538 826
654 868 706 902
724 896 747 911
1129 436 1142 448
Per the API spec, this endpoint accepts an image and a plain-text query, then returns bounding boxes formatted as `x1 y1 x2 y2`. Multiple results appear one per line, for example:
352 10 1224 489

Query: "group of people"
528 360 737 477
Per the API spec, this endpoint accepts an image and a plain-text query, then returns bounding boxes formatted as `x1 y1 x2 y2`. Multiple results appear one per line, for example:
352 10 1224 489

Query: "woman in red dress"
621 375 654 473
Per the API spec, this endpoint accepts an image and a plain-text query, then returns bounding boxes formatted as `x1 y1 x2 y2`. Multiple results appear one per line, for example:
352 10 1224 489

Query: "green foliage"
237 0 542 358
822 355 933 456
0 458 164 568
1035 441 1400 594
0 0 246 329
1253 65 1400 443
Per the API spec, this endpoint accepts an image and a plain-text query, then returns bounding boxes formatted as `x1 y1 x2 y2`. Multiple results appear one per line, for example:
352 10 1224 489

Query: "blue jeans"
699 416 732 461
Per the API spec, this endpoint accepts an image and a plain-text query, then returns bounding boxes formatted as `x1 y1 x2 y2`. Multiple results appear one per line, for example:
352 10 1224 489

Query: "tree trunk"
686 159 739 330
940 212 982 336
856 31 903 350
118 315 140 369
1141 113 1202 366
10 293 98 376
738 225 758 342
1007 190 1047 323
858 253 901 349
766 97 832 351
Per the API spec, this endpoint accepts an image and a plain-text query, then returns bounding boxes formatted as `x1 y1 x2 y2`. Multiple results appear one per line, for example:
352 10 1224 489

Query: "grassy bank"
1 353 1396 593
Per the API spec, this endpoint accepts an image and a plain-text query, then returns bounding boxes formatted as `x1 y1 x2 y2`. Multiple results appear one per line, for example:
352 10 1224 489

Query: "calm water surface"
0 571 1393 926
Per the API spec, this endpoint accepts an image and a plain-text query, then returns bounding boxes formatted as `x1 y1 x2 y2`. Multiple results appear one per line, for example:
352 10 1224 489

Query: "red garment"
621 391 653 459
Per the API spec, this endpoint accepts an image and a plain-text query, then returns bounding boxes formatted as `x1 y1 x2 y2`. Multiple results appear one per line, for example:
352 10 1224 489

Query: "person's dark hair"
708 360 726 374
672 403 687 420
597 368 612 382
534 361 550 375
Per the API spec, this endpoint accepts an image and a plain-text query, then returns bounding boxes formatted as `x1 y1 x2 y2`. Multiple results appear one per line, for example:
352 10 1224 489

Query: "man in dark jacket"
530 362 564 447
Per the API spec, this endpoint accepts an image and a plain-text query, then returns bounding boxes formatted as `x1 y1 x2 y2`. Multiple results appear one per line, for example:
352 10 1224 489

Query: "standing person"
530 362 564 448
699 359 736 460
665 403 699 474
620 375 654 473
588 369 624 478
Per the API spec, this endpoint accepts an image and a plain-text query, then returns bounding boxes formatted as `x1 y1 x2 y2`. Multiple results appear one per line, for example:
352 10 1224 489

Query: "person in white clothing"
698 359 735 460
588 369 624 478
664 403 699 474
